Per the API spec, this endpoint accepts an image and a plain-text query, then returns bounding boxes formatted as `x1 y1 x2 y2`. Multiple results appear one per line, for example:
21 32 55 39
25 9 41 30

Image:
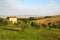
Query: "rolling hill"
34 15 60 24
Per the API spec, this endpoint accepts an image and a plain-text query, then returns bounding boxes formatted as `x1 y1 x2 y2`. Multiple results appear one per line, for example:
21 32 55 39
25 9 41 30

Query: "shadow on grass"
0 27 20 32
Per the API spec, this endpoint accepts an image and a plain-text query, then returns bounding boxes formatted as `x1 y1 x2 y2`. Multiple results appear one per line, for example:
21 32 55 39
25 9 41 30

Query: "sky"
0 0 60 16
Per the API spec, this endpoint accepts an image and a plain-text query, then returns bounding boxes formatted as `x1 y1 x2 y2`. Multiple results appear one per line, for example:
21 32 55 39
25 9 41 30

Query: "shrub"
39 23 43 28
25 23 32 28
0 18 9 26
31 22 40 29
56 24 60 28
48 22 53 29
20 23 28 31
35 24 40 29
41 23 47 28
16 20 23 27
31 21 35 27
29 17 38 21
52 24 56 28
19 18 30 24
17 20 29 31
47 23 60 29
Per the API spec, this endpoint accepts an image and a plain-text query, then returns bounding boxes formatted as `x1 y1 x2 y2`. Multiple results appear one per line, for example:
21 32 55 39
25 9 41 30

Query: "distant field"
0 26 60 40
35 15 60 24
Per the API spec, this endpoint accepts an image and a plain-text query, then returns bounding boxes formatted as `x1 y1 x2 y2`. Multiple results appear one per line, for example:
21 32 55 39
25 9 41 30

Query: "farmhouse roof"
8 16 17 18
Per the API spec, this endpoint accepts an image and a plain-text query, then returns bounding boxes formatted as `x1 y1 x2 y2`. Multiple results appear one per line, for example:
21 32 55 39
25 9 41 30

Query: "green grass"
0 26 60 40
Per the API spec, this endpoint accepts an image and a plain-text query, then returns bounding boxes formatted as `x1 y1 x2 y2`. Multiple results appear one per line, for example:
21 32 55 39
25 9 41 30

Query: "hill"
34 15 60 24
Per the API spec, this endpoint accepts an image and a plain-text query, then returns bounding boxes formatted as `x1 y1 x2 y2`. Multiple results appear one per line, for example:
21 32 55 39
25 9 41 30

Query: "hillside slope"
35 15 60 24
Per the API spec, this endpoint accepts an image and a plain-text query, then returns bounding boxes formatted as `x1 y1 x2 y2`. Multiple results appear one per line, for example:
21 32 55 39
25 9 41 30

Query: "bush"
47 23 60 29
0 18 9 26
16 20 23 27
20 23 28 31
56 24 60 28
48 22 53 29
31 22 40 29
25 23 32 28
19 18 30 24
52 24 56 28
41 23 47 28
35 24 40 29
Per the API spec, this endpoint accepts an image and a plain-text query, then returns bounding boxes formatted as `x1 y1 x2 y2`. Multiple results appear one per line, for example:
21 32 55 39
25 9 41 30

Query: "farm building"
7 16 17 24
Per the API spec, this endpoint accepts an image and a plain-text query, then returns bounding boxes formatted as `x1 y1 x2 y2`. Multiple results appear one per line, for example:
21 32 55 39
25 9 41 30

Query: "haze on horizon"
0 0 60 16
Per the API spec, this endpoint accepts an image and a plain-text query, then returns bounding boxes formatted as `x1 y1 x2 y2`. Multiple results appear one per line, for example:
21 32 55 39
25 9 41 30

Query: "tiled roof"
9 16 17 18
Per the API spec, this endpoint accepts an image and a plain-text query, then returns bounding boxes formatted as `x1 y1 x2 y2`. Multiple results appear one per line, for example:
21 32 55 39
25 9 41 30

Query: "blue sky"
20 0 49 7
0 0 60 16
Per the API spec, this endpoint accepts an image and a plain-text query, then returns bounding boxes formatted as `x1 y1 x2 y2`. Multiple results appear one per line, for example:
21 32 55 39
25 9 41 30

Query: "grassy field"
0 26 60 40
